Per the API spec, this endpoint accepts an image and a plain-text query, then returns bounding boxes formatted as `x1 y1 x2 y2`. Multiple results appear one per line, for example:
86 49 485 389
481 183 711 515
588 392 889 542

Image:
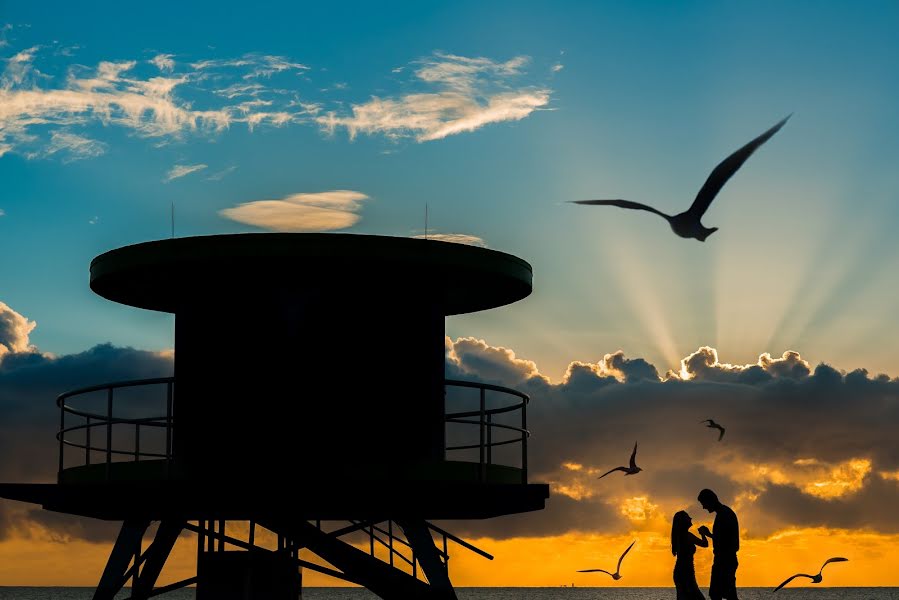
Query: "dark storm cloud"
751 475 899 533
447 337 899 538
0 305 172 541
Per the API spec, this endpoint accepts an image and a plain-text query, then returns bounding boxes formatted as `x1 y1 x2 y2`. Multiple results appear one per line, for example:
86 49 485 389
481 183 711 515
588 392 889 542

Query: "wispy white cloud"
164 163 207 182
411 232 487 247
0 208 5 217
88 216 99 225
0 45 555 159
43 131 107 162
317 52 550 142
190 53 308 79
0 24 11 48
0 47 315 159
149 53 175 72
206 165 237 181
551 63 564 72
219 190 369 232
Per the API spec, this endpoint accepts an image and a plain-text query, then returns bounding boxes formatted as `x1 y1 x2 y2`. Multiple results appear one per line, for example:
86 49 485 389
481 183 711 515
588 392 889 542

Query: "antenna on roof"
425 203 429 240
171 200 175 238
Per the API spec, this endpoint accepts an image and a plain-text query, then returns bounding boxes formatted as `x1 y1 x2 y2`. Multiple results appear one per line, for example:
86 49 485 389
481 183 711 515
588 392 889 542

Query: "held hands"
698 525 712 537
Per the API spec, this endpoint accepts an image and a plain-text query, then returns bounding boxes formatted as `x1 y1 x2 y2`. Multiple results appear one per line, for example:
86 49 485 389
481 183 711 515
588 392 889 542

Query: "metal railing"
56 377 529 483
56 377 174 479
444 379 529 483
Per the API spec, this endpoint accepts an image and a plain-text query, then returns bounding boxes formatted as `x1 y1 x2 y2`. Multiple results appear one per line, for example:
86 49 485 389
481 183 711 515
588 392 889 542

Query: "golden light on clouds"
619 496 659 522
723 457 872 499
797 458 871 499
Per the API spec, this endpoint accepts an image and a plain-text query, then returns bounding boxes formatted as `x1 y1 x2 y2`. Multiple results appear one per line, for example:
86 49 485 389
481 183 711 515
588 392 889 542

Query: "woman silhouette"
672 510 709 599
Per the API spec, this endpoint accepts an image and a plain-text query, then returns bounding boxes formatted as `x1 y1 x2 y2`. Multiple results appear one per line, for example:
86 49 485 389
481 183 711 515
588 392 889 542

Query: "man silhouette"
697 488 739 600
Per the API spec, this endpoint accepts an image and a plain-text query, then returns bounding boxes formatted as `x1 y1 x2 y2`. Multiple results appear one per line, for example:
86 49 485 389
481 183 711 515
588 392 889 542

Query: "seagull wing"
820 557 849 574
576 569 613 576
598 466 627 479
699 419 713 425
773 573 814 592
687 115 791 219
617 540 637 572
570 200 671 220
717 426 725 441
629 442 639 469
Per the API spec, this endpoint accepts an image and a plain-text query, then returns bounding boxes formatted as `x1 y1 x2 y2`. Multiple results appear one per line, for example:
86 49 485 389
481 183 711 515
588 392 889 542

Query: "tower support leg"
132 520 184 600
397 520 458 600
92 518 150 600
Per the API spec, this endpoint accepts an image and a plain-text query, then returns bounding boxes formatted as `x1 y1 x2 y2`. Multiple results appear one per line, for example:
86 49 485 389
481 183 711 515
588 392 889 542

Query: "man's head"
698 488 720 513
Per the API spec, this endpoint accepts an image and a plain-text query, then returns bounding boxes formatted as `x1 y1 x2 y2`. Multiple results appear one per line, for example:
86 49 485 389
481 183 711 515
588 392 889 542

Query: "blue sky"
2 1 899 379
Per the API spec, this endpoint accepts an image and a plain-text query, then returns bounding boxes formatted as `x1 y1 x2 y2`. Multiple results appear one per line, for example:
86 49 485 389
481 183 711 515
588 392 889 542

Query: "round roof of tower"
90 233 532 315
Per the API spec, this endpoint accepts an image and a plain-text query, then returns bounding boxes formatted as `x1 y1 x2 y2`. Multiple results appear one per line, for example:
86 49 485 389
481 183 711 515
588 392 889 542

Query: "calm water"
0 589 897 600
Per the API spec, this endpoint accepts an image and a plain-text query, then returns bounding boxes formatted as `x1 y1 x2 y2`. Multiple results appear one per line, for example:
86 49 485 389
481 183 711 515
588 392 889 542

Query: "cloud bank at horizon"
1 300 897 546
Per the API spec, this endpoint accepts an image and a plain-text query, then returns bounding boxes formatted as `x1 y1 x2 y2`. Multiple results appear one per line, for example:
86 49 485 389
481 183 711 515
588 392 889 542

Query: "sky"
2 0 899 590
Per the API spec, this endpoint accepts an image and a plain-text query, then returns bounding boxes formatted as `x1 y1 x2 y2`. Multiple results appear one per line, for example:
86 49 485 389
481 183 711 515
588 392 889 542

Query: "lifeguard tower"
0 233 549 599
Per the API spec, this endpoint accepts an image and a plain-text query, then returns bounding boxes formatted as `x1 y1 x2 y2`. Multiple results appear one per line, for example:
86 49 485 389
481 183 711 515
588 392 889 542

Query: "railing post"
486 413 492 466
522 396 528 484
58 400 65 476
86 416 91 466
106 387 113 481
166 380 173 478
479 387 486 483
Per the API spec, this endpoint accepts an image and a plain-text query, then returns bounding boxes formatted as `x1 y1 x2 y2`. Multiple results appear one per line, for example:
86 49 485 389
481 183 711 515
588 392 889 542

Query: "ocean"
0 589 896 600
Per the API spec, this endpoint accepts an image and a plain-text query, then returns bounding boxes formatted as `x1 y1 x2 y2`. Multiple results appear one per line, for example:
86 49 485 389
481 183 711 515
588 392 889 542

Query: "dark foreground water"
1 588 897 599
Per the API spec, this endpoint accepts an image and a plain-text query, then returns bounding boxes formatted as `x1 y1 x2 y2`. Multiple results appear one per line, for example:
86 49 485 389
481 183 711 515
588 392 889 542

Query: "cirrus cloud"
316 52 551 142
163 163 207 182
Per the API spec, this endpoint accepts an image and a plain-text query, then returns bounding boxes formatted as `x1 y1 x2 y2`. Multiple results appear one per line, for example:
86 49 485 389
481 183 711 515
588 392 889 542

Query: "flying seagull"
570 115 791 241
773 557 849 592
598 441 642 479
576 540 637 580
700 419 726 441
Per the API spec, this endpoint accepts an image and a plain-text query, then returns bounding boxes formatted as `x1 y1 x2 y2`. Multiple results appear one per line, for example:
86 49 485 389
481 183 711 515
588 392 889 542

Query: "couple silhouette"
672 489 740 600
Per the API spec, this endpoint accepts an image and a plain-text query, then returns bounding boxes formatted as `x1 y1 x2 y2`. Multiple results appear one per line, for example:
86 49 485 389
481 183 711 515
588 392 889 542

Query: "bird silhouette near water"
773 557 848 592
598 441 642 479
569 115 791 241
576 539 637 580
700 419 726 441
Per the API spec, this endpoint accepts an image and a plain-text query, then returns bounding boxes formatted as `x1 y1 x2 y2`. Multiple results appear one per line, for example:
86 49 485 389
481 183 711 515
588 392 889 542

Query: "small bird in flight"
577 540 637 580
598 442 642 479
700 419 726 441
569 115 791 241
773 557 848 592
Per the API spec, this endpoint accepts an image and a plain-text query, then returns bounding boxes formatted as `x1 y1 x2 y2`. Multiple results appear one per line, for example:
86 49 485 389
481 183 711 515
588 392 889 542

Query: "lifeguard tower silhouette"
0 233 548 599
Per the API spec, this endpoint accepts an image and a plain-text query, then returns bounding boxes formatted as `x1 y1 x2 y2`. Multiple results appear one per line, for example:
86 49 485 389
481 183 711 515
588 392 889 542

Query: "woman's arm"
691 532 709 548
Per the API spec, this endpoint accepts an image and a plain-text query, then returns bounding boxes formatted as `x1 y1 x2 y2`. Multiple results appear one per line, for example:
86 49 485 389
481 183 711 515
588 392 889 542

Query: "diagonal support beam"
132 520 184 600
397 519 457 600
93 518 151 600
